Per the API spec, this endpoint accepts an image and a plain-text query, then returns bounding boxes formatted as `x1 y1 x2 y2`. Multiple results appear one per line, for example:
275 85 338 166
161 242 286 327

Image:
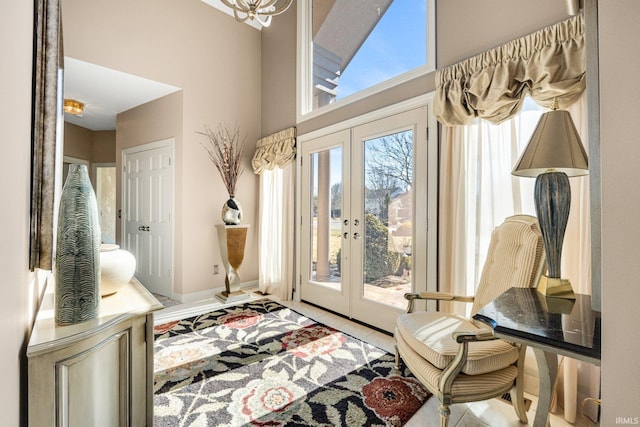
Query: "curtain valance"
435 14 585 126
252 127 296 174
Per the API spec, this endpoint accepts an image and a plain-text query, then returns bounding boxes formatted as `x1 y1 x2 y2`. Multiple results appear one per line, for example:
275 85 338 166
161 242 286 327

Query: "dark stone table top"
473 287 601 364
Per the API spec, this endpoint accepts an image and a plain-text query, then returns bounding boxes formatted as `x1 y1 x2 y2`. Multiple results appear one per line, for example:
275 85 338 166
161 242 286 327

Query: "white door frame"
92 162 117 244
121 138 175 296
299 129 351 317
296 93 438 330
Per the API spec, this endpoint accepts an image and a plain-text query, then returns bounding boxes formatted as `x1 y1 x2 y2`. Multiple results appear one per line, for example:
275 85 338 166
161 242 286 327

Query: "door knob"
353 232 361 239
343 232 349 239
343 219 349 226
353 219 360 226
138 226 145 231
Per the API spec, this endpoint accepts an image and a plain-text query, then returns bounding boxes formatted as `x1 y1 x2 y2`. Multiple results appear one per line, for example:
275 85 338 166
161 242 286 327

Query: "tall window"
439 100 545 314
458 99 543 297
298 0 435 118
440 96 591 317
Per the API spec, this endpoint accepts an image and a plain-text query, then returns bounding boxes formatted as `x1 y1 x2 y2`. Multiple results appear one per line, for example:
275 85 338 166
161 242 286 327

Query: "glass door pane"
362 130 413 310
309 147 343 290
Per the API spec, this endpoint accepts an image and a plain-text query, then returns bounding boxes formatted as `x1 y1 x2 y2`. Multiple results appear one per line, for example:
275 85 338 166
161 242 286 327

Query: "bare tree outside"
359 129 415 311
364 131 413 223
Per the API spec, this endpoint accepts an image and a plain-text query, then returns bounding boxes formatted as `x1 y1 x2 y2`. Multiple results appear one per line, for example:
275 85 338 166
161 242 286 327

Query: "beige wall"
261 3 297 136
62 0 262 298
436 0 568 68
1 0 35 424
92 130 116 163
64 122 93 161
599 0 640 422
64 123 116 165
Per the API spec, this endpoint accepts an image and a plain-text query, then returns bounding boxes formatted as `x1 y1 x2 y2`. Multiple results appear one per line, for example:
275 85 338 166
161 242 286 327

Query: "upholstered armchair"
394 215 546 427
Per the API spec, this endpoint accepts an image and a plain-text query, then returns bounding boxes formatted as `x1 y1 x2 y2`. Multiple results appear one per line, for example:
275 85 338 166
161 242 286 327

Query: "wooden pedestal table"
216 224 250 303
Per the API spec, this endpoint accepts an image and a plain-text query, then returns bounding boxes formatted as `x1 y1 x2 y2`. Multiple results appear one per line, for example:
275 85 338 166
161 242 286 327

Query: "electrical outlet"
213 265 219 275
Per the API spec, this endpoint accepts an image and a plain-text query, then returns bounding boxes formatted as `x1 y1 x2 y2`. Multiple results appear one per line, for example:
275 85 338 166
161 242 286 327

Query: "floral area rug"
153 299 430 426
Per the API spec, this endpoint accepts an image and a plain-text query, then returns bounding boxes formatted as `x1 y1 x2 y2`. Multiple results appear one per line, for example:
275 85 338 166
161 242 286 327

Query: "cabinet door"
56 330 130 427
28 316 150 427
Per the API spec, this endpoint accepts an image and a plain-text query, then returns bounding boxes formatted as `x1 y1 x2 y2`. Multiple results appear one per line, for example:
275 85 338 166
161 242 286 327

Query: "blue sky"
336 0 427 100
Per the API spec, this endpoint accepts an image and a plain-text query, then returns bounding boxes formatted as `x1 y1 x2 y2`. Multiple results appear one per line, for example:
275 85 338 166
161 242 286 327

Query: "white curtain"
439 98 543 316
252 127 296 300
439 93 600 423
258 165 295 300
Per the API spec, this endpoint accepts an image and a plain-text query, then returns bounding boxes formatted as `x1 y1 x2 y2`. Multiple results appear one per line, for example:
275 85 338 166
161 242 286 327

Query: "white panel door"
122 141 173 297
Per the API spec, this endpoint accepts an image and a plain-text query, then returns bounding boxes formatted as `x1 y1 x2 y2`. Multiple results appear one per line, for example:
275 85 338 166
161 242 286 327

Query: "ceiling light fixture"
63 99 84 116
220 0 293 27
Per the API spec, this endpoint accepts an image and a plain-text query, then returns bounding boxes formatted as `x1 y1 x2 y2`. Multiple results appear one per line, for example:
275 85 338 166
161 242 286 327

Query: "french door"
122 139 174 297
300 107 433 332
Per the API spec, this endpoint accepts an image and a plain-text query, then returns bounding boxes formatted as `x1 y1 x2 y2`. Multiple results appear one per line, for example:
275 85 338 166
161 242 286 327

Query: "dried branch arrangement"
198 123 246 197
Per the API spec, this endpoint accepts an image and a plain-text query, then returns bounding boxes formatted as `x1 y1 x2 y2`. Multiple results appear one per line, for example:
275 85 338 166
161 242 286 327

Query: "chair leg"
510 384 529 423
511 345 529 423
394 345 400 370
439 404 450 427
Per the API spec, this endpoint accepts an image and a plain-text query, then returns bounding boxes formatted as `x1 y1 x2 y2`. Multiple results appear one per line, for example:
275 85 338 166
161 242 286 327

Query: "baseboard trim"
155 280 260 324
172 280 258 303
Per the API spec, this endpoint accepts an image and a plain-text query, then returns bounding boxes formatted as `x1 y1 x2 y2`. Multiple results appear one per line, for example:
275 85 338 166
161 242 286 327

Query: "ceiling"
63 57 181 131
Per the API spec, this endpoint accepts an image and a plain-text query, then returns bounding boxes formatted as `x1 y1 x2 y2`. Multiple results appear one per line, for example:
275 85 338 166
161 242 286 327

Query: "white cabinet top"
27 278 162 357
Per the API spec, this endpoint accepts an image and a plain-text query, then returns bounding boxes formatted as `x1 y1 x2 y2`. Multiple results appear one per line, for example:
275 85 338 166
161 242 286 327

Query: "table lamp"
512 102 588 299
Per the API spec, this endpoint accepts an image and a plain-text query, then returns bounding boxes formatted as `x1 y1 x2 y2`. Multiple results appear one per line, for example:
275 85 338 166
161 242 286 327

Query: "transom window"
298 0 435 119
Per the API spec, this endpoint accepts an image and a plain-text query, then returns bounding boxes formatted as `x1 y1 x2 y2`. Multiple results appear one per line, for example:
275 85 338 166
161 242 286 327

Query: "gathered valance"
252 127 297 174
435 14 585 126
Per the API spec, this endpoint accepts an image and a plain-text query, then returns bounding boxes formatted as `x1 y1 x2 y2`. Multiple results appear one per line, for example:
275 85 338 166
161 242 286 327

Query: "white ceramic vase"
99 244 136 296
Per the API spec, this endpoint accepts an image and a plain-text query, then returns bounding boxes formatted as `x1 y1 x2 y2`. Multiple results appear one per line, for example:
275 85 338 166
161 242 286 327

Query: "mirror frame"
30 0 63 271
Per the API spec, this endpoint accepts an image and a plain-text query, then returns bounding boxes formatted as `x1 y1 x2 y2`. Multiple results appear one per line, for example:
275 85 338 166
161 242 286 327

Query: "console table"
473 287 601 427
27 278 162 426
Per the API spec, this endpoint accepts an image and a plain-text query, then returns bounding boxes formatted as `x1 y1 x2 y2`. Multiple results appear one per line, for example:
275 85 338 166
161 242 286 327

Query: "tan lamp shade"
512 109 589 177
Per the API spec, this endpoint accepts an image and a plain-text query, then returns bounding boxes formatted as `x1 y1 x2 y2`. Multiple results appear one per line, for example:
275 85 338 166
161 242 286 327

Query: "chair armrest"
452 329 496 343
439 329 499 397
404 292 475 313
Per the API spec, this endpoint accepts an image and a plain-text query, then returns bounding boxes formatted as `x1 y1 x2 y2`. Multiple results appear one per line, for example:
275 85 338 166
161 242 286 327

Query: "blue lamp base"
534 171 576 299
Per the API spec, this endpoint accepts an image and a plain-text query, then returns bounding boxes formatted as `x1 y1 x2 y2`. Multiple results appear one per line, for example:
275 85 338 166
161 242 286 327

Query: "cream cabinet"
27 279 162 426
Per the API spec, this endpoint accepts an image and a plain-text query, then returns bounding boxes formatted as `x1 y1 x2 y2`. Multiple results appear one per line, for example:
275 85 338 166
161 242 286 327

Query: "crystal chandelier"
220 0 293 27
